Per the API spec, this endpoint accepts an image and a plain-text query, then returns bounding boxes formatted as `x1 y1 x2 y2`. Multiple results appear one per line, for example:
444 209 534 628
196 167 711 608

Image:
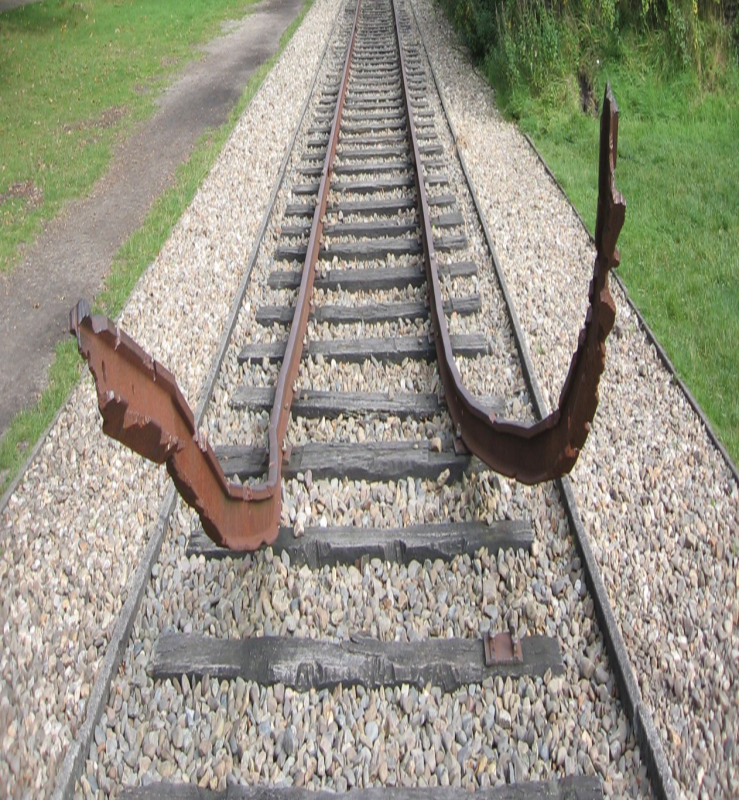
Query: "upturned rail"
70 1 624 550
401 29 625 484
70 0 363 550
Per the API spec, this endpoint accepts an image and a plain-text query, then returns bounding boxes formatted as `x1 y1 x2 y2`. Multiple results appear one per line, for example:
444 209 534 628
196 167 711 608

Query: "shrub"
439 0 736 98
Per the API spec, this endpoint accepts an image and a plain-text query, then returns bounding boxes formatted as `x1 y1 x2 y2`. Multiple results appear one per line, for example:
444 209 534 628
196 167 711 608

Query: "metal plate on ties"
483 631 523 667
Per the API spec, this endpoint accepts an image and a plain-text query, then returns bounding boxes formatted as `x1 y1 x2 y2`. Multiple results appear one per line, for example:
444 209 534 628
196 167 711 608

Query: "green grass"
0 338 81 496
0 0 265 273
512 52 739 465
0 0 314 496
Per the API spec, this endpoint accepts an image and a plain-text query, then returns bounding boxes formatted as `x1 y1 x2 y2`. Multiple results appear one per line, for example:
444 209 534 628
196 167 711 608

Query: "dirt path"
0 0 305 439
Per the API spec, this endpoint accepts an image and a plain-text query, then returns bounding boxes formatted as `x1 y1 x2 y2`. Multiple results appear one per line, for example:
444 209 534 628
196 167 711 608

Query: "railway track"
63 0 661 797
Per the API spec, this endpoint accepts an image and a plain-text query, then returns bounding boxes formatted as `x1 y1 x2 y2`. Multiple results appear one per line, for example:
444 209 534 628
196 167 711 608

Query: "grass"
0 338 80 496
0 0 315 496
511 48 739 465
0 0 265 273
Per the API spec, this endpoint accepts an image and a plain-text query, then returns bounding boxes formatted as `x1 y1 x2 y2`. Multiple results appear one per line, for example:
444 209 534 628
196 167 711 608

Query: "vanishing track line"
64 0 666 797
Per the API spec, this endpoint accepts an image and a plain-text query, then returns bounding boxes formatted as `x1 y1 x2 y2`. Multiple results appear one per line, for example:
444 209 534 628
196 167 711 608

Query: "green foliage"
437 0 496 58
439 0 736 103
0 338 81 497
496 0 564 92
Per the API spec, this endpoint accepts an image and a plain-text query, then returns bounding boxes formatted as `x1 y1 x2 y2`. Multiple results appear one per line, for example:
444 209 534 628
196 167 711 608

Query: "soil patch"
62 105 128 134
0 180 43 209
0 0 39 9
0 0 305 439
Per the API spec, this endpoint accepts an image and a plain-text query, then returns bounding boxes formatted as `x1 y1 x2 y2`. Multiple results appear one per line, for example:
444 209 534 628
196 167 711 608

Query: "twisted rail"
395 21 625 483
70 14 624 548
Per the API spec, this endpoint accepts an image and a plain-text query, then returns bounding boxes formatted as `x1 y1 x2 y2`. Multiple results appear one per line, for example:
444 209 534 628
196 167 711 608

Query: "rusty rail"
392 4 625 485
71 8 624 549
69 0 362 550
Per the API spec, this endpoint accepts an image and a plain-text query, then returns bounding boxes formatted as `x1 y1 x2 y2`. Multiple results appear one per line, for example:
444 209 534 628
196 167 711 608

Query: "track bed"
72 0 651 797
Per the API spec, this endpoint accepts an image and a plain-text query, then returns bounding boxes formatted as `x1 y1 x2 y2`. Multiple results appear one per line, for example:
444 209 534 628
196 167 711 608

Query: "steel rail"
69 0 362 550
391 0 625 485
406 5 673 796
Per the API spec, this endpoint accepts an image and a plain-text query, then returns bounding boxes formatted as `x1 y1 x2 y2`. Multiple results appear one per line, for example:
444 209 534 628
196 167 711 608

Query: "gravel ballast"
0 0 337 793
1 0 735 798
409 1 739 797
81 0 648 797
